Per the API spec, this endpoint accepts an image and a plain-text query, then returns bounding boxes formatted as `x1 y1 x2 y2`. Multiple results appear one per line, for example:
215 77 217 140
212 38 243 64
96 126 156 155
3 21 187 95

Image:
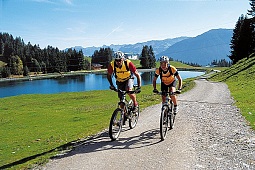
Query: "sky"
0 0 251 50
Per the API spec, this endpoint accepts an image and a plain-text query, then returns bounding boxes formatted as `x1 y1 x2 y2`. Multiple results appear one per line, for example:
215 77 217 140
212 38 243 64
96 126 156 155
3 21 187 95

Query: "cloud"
30 0 56 4
64 0 73 5
104 22 124 39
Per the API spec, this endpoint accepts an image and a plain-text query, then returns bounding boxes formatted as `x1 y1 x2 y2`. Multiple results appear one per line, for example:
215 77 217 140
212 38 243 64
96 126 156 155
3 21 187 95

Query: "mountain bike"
109 85 140 141
155 91 179 141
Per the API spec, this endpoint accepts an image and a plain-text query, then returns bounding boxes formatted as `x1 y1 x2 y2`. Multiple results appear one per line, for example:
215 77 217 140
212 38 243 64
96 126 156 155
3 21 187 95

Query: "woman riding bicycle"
107 51 141 112
152 56 183 115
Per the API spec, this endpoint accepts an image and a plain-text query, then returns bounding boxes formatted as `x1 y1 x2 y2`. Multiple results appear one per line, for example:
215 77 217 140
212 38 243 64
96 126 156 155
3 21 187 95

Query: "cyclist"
107 51 141 112
152 56 182 114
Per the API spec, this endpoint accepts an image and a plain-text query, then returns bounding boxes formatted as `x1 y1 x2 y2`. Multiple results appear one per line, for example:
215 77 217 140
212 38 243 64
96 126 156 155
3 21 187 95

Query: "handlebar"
110 85 141 94
154 91 181 96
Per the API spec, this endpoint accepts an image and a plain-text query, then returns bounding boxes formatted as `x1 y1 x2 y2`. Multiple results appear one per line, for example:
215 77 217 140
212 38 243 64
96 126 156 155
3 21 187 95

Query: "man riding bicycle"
152 56 182 115
107 51 141 112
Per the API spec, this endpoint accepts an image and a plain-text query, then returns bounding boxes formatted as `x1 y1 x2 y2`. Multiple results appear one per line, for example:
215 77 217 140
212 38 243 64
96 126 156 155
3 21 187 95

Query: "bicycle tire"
129 104 139 129
109 108 123 141
160 106 169 141
169 102 174 130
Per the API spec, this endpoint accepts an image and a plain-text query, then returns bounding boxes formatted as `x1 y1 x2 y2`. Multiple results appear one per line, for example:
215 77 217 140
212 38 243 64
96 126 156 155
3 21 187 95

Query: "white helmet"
114 51 125 59
159 56 169 63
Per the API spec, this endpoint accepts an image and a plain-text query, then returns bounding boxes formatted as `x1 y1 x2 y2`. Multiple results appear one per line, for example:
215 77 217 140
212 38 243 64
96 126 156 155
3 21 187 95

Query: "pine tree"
248 0 255 17
248 0 255 54
148 46 156 68
140 45 150 68
229 15 253 64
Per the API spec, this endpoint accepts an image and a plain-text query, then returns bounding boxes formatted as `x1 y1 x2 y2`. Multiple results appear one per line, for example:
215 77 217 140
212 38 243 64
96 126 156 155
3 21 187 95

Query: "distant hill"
118 37 190 55
69 29 233 66
157 29 233 66
68 37 190 56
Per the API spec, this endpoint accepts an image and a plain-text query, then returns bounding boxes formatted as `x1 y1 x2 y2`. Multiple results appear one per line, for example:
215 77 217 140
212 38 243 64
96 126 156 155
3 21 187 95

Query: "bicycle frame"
156 91 175 141
118 91 130 114
108 85 140 141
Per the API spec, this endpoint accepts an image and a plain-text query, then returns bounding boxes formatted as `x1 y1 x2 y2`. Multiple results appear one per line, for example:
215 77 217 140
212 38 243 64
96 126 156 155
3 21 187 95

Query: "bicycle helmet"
159 56 169 63
114 51 125 59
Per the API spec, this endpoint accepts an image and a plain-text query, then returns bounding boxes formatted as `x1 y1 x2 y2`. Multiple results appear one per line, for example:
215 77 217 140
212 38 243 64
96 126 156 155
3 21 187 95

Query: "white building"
124 53 139 60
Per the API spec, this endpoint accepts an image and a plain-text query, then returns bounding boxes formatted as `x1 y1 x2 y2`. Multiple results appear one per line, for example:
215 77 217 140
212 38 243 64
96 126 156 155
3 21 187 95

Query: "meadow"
1 57 254 169
0 77 195 169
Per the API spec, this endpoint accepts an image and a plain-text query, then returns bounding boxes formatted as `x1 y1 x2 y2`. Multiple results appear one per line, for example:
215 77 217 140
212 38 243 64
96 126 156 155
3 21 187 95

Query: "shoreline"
0 67 206 83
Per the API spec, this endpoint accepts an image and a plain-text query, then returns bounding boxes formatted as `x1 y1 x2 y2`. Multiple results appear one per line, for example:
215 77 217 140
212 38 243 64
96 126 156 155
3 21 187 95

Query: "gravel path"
41 79 255 170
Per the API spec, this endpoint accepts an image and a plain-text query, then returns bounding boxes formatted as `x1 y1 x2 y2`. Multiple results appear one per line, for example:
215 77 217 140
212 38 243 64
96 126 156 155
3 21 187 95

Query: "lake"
0 71 204 98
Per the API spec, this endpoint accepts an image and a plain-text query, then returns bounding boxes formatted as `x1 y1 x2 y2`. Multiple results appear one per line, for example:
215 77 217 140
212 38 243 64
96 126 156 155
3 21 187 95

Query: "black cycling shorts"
161 80 177 92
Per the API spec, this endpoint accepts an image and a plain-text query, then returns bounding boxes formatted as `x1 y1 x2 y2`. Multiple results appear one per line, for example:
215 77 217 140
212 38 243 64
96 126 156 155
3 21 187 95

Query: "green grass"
0 78 194 169
209 55 255 130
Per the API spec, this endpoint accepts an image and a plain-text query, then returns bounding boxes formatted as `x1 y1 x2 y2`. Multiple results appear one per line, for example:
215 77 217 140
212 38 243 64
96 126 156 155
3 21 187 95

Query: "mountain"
118 37 190 55
69 29 233 66
157 29 233 65
68 37 190 56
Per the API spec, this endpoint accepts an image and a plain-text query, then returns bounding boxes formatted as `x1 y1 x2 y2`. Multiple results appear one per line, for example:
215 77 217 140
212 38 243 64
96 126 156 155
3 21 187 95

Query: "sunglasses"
115 59 122 62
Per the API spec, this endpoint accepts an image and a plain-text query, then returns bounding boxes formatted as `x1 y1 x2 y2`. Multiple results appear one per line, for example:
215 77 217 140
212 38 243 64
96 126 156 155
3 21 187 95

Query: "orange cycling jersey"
155 65 177 85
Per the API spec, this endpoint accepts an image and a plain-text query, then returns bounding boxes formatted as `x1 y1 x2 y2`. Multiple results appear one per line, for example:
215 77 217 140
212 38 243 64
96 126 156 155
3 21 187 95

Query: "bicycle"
154 91 180 141
109 85 140 141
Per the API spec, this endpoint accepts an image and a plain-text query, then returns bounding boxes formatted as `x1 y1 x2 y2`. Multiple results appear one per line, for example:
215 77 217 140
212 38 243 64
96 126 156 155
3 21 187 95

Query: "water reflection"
141 72 155 85
0 71 204 98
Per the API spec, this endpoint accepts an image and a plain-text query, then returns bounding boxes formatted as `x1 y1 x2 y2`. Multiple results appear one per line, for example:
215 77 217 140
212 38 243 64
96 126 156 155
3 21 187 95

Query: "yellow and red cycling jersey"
108 59 136 82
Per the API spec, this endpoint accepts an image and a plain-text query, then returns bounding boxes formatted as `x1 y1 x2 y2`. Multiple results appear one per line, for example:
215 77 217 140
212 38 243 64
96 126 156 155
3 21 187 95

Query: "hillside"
209 54 255 129
210 54 255 83
157 29 233 66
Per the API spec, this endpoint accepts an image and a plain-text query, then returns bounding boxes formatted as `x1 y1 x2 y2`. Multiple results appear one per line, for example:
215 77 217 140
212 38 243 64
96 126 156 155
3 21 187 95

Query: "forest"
0 33 91 78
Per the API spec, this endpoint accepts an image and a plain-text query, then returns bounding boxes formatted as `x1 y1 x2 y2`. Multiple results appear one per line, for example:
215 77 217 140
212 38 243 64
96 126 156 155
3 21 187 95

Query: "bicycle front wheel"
169 103 174 130
160 106 169 141
129 105 139 129
109 108 123 141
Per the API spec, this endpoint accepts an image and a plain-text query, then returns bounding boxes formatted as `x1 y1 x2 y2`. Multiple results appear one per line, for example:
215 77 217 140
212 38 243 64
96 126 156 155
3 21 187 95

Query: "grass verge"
0 78 194 169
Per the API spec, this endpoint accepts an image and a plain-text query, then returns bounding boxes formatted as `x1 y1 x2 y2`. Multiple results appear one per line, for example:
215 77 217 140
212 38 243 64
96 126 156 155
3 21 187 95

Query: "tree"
9 55 23 75
148 46 156 68
140 45 156 68
23 65 29 76
248 0 255 17
210 59 231 67
248 0 255 54
0 32 94 76
229 15 253 64
0 39 4 55
32 58 41 73
1 66 11 78
84 58 91 70
91 47 113 68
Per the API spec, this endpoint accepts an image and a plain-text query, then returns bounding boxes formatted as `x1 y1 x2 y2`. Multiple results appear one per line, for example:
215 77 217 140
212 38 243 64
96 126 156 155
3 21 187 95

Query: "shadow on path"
51 128 162 160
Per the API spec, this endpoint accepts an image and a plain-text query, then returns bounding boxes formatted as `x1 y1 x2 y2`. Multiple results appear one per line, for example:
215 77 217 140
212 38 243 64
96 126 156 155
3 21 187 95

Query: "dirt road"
42 79 255 170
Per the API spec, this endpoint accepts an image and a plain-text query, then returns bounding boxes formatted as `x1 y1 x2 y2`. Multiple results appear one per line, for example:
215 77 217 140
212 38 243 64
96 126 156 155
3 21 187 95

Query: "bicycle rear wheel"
109 108 123 141
160 106 169 141
129 104 139 129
